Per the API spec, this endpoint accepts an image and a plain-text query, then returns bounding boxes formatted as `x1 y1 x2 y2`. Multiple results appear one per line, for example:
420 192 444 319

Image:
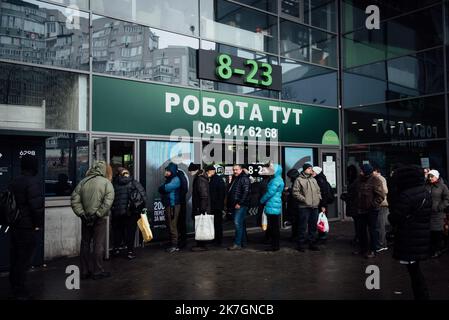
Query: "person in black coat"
189 164 211 251
111 167 148 259
227 164 251 250
388 165 432 300
313 166 333 243
176 169 188 249
9 155 44 299
207 166 226 246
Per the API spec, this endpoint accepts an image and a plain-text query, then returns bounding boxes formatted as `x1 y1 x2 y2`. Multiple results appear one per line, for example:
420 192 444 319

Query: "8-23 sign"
197 49 282 91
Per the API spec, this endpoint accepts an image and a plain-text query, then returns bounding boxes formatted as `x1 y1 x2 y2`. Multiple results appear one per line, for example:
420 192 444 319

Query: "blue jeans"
233 206 248 247
297 207 319 246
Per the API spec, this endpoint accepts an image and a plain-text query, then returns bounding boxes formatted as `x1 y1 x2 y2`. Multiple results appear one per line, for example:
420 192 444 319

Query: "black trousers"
212 209 223 245
178 202 187 248
112 214 139 253
9 228 36 297
430 231 443 254
406 262 429 300
356 210 379 253
80 217 107 276
267 214 280 249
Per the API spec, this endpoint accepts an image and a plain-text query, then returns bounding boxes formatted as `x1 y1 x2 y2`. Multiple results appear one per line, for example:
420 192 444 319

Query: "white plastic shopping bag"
195 213 215 241
261 210 268 231
317 212 329 233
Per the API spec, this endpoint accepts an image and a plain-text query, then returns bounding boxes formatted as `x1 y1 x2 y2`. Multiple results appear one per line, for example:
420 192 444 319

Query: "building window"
45 133 89 197
0 63 88 131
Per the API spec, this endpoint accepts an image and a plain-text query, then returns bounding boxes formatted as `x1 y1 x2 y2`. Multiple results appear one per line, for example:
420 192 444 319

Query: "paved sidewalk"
1 221 448 300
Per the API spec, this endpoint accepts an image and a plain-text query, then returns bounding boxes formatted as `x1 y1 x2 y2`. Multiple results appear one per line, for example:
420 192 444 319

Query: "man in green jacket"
71 161 115 280
292 163 322 252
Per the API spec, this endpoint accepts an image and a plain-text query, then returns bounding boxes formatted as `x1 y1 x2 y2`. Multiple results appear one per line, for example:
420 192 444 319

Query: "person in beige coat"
292 163 321 252
373 166 389 252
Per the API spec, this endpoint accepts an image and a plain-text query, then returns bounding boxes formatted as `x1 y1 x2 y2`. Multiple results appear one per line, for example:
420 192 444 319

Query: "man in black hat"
292 163 321 252
189 163 211 251
354 163 386 258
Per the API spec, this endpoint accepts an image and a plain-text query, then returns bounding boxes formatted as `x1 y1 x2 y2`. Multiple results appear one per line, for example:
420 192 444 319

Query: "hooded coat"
425 179 449 231
10 171 44 229
71 161 115 218
260 165 285 215
159 163 181 207
389 166 432 261
111 175 148 216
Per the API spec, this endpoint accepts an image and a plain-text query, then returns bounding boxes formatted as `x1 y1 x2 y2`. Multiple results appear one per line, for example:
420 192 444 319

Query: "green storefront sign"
92 76 339 145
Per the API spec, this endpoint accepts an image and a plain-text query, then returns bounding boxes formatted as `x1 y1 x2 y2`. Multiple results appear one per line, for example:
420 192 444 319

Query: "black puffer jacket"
10 173 44 229
227 172 251 210
315 172 332 208
192 171 211 215
389 166 431 262
209 174 225 211
111 176 147 216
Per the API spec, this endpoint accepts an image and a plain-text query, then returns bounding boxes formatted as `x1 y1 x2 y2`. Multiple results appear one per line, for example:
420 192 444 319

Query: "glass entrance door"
318 149 341 220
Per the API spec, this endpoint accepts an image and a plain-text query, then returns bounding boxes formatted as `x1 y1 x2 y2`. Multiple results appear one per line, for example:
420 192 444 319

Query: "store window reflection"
91 0 199 37
0 62 88 131
281 0 336 33
200 0 278 54
45 133 88 197
92 15 199 87
280 19 336 67
0 0 90 70
281 58 337 106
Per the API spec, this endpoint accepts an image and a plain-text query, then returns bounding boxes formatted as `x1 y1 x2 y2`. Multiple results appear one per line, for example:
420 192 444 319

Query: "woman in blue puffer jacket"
260 164 285 251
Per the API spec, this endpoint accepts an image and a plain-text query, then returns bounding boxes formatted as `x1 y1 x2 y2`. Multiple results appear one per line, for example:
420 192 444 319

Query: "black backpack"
0 189 20 228
128 181 146 214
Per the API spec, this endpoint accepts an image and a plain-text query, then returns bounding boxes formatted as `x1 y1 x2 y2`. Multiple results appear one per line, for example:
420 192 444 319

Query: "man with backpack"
312 166 334 243
2 155 44 299
111 167 148 260
71 161 115 280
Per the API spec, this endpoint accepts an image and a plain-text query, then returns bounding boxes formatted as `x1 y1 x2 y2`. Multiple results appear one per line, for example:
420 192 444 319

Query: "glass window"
91 0 199 37
44 0 89 11
92 15 199 87
0 0 89 70
342 0 441 33
281 0 336 32
346 140 447 182
0 62 88 131
45 133 88 197
345 95 446 145
281 58 337 106
232 0 277 13
280 19 337 67
200 0 278 54
200 40 279 98
344 48 444 107
343 5 444 69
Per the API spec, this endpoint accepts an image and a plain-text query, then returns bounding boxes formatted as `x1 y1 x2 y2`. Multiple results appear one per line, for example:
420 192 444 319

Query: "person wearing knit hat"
292 163 321 251
188 162 201 174
312 166 322 175
354 162 386 258
425 168 449 258
302 163 313 172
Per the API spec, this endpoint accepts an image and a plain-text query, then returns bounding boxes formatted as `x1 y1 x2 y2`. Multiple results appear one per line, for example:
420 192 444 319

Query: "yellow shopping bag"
137 213 153 242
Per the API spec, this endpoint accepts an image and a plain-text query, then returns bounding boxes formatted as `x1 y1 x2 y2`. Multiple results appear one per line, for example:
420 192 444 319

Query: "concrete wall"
44 200 81 260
